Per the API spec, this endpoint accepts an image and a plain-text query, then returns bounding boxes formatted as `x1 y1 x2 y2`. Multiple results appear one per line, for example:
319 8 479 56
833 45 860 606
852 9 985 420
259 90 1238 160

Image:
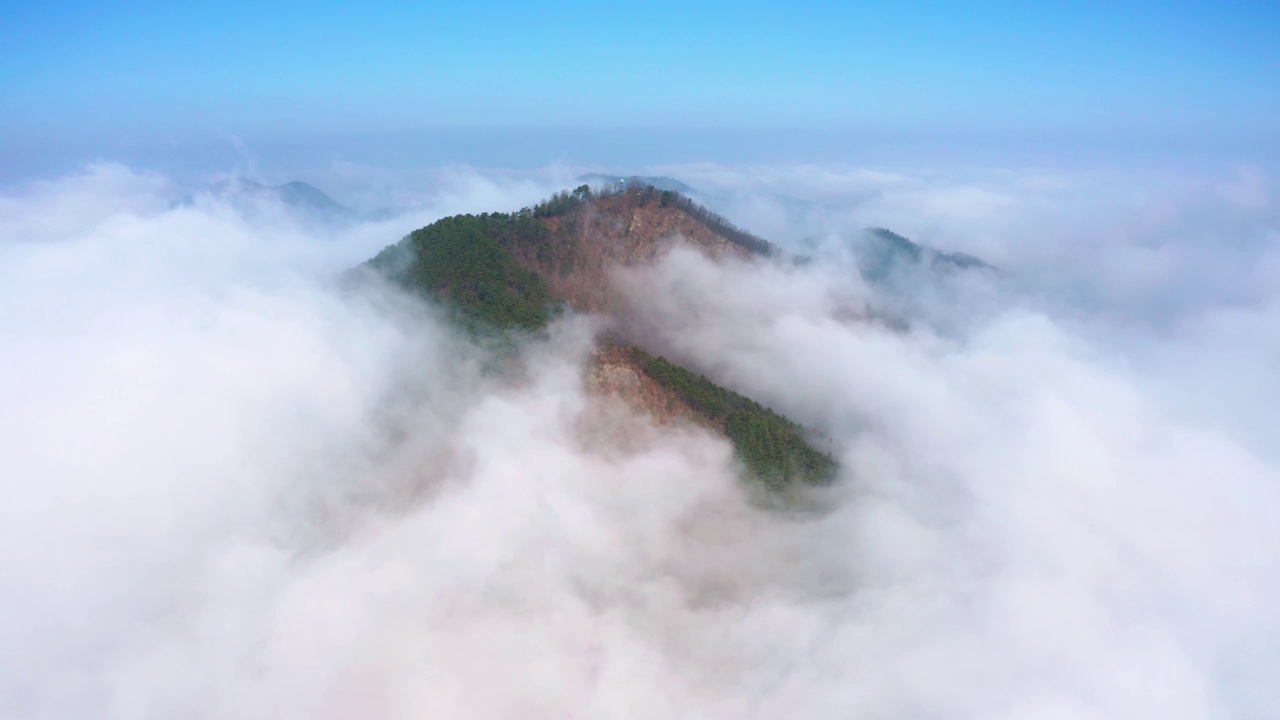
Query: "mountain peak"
361 183 835 488
577 173 697 195
862 227 993 279
206 178 356 221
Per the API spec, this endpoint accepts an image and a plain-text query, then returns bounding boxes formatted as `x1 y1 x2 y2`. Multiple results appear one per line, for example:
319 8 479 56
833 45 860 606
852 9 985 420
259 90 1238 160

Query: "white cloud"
612 242 1280 717
2 161 1278 718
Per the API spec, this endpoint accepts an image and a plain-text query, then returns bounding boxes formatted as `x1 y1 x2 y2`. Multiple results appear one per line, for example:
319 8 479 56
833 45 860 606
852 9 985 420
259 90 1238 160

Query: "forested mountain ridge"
362 184 835 488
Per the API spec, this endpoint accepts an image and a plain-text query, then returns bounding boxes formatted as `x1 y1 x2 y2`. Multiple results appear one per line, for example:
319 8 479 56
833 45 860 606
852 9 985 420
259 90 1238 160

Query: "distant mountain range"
205 178 359 221
200 175 705 226
201 178 424 224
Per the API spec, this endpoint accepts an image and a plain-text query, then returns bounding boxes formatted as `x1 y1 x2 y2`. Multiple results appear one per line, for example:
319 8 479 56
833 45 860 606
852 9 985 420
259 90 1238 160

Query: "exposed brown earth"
511 192 756 316
574 344 728 460
583 344 721 431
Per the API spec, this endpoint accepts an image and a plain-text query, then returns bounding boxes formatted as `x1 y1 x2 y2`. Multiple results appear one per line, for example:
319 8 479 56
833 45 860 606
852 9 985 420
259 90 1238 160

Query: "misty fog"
1 162 1278 719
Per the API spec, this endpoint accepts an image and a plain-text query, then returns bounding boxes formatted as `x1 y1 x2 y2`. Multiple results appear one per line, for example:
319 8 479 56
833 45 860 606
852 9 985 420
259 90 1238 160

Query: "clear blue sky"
2 1 1277 179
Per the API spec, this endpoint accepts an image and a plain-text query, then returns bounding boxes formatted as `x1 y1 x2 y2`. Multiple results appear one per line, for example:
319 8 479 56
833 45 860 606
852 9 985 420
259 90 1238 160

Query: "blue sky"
2 1 1278 180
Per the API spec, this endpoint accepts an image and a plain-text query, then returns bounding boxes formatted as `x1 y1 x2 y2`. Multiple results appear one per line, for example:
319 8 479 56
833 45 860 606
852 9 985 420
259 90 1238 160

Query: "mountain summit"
361 183 835 489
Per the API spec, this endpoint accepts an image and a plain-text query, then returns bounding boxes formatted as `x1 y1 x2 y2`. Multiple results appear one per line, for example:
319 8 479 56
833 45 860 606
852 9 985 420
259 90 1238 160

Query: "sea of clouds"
1 161 1277 719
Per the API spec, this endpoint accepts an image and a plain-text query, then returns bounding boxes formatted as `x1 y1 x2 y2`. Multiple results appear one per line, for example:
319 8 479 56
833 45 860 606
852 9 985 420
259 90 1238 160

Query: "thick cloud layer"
1 163 1277 718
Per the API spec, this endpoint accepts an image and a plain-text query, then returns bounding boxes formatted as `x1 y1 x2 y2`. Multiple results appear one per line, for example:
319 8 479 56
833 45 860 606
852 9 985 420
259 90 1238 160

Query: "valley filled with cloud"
2 162 1277 718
